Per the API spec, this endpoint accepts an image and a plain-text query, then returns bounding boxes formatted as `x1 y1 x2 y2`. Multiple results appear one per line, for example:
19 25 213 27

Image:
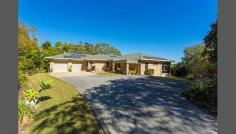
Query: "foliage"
18 100 32 124
18 23 41 87
171 44 206 79
18 69 27 88
39 79 53 91
129 70 137 75
182 78 217 114
24 88 39 103
203 21 217 64
41 41 52 50
145 69 154 75
129 65 138 75
177 21 217 114
24 73 104 133
115 68 123 74
18 23 122 88
182 44 207 79
171 63 188 77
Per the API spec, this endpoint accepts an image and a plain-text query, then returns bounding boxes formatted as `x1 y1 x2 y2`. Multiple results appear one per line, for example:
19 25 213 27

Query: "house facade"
46 53 173 77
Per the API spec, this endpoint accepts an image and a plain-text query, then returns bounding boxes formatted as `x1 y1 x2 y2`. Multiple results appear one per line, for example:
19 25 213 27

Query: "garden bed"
20 73 104 134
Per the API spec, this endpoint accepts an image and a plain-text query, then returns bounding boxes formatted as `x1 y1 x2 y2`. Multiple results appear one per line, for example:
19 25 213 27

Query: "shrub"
171 63 189 78
129 70 136 75
145 69 154 75
24 88 39 105
39 79 53 91
18 100 32 124
18 70 27 88
115 68 122 74
182 78 217 114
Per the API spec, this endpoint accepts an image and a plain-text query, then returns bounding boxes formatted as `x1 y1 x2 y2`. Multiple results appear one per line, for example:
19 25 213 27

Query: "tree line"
171 21 217 114
18 23 121 88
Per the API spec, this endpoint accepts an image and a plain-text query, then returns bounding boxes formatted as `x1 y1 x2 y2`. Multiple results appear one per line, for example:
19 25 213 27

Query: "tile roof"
116 53 171 61
46 53 172 62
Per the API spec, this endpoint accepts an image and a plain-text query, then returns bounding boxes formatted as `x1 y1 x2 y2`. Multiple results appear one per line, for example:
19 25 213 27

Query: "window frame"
162 63 170 73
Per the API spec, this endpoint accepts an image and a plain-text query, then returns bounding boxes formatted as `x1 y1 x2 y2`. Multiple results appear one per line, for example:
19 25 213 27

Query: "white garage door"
53 62 68 72
72 63 82 72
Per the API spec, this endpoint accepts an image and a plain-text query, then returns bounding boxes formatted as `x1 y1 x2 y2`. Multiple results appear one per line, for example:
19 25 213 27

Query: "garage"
72 62 82 72
53 62 68 72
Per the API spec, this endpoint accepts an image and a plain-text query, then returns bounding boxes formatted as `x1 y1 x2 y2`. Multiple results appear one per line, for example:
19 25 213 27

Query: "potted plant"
24 88 39 106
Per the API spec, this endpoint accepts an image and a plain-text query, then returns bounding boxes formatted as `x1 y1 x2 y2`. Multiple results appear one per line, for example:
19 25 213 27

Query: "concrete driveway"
51 73 217 134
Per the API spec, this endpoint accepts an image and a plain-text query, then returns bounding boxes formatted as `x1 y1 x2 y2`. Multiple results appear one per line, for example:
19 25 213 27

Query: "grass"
96 72 121 76
24 73 104 134
166 76 193 84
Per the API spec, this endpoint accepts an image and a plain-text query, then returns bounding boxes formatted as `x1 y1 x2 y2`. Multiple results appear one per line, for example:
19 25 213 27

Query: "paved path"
51 73 217 134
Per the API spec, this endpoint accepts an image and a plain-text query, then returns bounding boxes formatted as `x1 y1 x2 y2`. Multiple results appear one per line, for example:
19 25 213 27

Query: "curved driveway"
51 73 217 134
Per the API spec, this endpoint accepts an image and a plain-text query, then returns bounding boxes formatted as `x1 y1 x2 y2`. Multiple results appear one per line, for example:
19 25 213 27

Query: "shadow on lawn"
82 76 217 134
32 95 104 134
38 96 52 102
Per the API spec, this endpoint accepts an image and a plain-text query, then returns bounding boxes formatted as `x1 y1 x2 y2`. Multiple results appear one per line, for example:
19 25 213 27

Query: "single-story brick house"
46 53 173 76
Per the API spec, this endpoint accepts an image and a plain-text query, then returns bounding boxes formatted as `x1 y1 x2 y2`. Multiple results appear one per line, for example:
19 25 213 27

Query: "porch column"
68 61 72 72
125 63 129 75
138 64 141 75
50 61 54 72
112 62 115 72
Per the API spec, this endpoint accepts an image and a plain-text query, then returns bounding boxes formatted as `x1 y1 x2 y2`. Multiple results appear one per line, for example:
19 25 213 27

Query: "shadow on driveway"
82 76 217 134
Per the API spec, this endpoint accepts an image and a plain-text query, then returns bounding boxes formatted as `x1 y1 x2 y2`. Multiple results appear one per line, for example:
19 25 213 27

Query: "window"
162 64 170 73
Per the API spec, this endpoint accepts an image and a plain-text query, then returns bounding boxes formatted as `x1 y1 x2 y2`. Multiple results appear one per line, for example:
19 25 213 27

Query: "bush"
129 70 136 75
145 69 154 75
24 88 39 105
115 68 123 74
18 100 32 124
39 79 53 91
171 63 189 78
182 78 217 114
18 70 27 88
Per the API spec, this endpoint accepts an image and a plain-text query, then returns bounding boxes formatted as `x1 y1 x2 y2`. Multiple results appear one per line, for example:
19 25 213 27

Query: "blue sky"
19 0 217 62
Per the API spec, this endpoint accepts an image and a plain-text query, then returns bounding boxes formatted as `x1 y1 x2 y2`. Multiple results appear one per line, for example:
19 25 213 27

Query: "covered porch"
112 60 141 75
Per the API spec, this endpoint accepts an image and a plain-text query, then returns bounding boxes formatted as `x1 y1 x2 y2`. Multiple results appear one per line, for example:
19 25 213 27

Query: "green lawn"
25 73 104 134
96 72 122 76
166 76 192 84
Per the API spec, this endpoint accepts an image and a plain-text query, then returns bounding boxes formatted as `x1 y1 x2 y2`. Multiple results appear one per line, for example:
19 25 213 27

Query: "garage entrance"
72 62 82 72
53 62 68 72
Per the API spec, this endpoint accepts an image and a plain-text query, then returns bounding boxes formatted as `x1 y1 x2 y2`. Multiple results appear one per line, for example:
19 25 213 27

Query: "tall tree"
55 41 64 53
203 21 217 78
182 44 206 79
83 42 94 54
18 23 41 87
203 21 217 63
41 41 52 50
95 43 121 55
